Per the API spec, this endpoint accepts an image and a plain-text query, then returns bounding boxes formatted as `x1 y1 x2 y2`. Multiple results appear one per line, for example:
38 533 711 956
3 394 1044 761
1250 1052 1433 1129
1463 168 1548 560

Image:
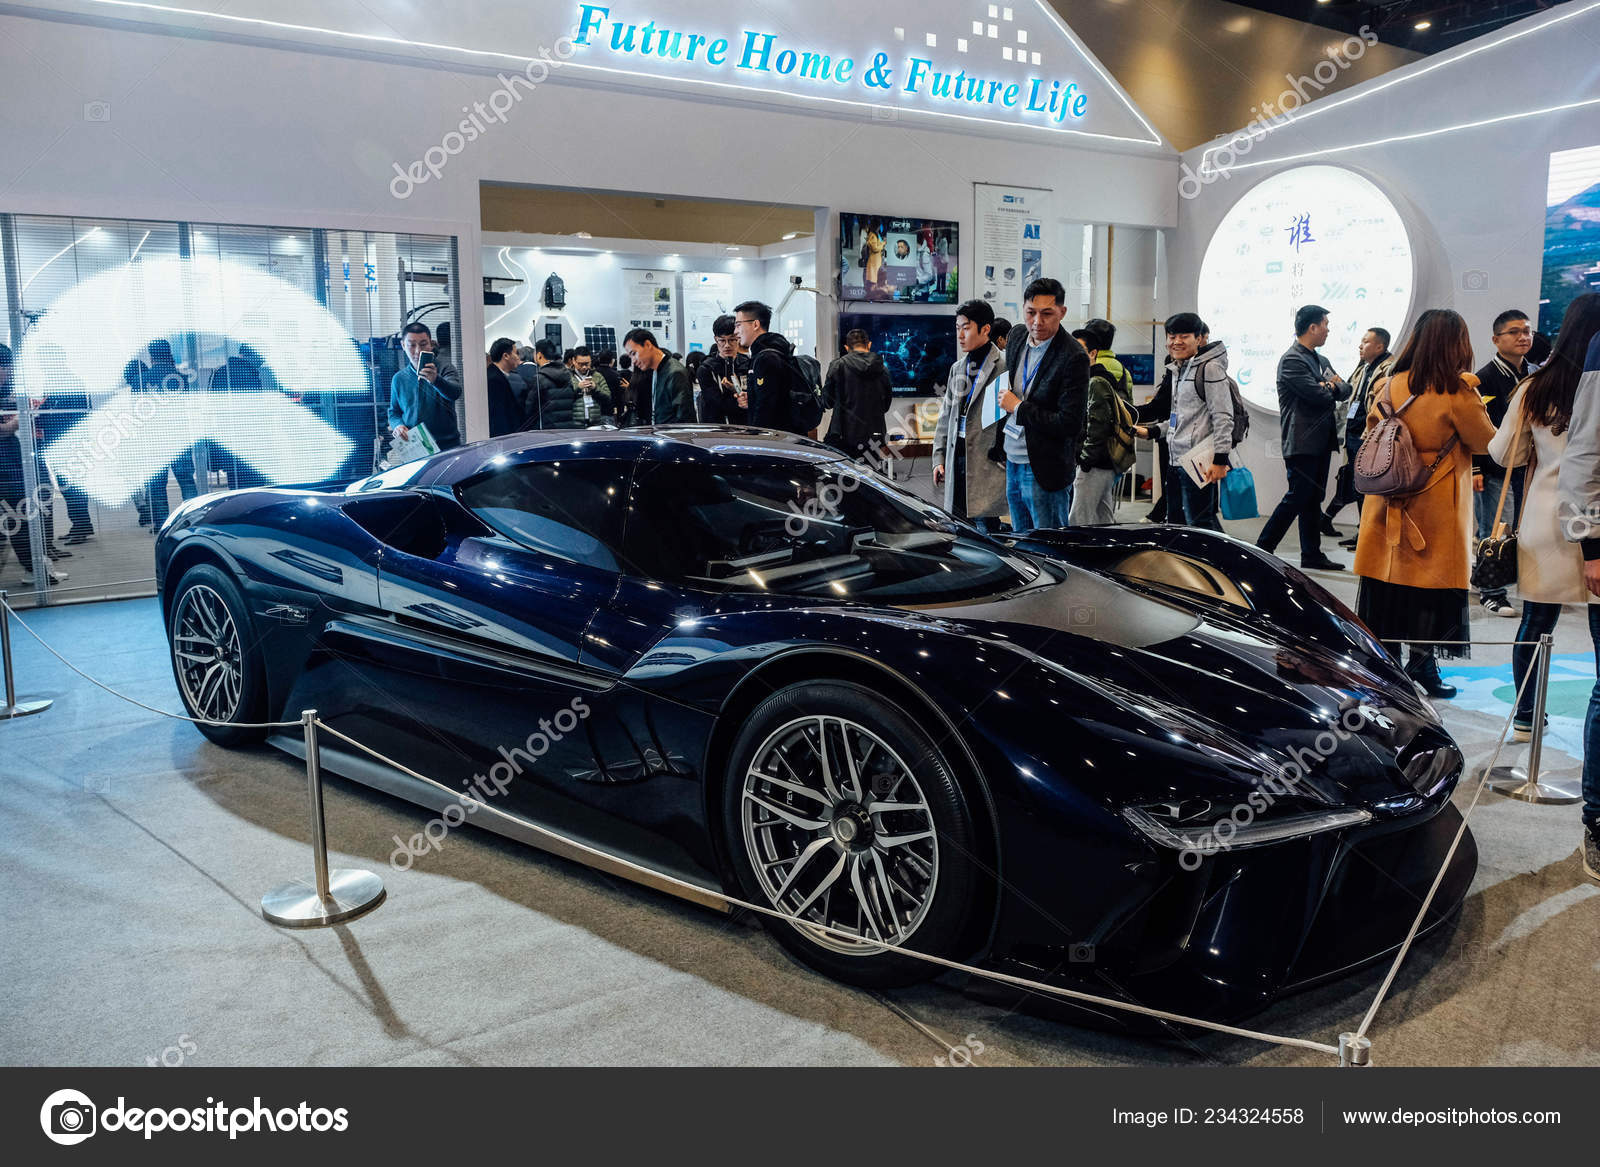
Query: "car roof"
418 425 847 486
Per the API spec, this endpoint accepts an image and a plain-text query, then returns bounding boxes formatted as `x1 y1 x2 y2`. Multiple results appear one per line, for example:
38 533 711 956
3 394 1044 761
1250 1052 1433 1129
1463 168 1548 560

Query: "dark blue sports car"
156 427 1473 1024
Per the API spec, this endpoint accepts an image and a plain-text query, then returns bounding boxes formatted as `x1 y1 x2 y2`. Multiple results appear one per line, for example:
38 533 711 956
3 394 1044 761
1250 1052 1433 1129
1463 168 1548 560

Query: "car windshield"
626 458 1041 604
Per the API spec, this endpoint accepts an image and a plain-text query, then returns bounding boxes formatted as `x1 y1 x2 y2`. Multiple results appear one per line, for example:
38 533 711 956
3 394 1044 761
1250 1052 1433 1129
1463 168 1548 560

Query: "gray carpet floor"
2 545 1598 1067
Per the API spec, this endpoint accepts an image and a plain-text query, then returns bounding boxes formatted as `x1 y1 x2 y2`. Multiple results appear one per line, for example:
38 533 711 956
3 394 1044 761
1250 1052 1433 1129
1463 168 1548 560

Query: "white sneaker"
19 567 67 584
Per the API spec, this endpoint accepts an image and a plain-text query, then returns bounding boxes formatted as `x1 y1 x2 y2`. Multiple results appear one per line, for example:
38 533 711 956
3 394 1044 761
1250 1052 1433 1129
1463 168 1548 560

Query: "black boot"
1407 650 1457 700
1320 513 1340 538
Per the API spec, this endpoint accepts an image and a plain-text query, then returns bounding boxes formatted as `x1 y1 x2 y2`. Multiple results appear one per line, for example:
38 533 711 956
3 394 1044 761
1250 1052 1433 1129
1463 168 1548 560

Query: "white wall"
1167 4 1600 513
0 6 1174 440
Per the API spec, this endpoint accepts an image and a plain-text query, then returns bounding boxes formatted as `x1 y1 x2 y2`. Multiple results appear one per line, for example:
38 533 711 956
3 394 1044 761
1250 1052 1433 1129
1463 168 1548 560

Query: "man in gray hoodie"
1133 312 1234 531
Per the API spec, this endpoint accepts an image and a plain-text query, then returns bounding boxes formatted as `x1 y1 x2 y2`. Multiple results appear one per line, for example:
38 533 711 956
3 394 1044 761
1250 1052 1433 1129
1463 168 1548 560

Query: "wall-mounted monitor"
839 213 958 304
839 312 955 396
1119 353 1157 386
1542 143 1600 336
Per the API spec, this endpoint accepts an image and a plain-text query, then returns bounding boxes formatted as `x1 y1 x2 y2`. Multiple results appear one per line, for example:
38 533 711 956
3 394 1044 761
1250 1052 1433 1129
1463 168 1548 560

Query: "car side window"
458 459 631 573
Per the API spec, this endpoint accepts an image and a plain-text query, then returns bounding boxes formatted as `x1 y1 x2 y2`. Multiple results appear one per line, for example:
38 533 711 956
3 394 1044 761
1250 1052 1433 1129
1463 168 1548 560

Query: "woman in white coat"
1487 293 1600 739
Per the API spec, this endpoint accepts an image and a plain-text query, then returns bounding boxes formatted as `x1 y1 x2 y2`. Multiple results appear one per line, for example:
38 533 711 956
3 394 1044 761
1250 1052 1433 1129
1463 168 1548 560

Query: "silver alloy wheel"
741 715 939 956
172 584 245 724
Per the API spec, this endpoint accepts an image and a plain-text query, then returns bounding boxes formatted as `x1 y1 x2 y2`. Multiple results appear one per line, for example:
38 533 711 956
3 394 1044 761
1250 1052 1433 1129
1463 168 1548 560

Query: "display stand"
0 592 51 720
261 710 386 927
1484 634 1581 805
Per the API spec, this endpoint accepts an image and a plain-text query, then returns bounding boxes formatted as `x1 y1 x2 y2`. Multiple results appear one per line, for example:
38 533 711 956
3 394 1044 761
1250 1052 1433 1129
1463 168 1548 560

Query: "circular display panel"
1197 165 1415 412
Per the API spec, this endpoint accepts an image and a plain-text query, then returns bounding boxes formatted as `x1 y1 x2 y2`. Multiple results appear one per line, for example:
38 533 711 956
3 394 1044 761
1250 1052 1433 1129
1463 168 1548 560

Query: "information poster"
683 271 734 352
975 184 1052 321
623 268 674 347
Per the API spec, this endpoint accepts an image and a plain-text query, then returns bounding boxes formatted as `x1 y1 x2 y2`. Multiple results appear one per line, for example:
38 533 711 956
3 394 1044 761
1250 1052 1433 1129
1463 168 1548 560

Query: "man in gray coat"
933 299 1008 526
1557 329 1600 878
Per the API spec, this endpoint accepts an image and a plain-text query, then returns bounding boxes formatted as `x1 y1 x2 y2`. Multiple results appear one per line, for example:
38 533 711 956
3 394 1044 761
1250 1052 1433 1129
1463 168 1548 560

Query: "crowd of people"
448 299 826 448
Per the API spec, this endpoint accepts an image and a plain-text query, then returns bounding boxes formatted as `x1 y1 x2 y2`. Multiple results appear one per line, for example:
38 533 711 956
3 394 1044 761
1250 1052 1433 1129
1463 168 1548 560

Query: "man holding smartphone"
389 322 463 450
698 315 751 424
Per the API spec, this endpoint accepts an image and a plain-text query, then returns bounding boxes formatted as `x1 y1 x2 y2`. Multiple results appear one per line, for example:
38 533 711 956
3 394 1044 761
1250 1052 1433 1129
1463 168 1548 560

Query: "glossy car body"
156 427 1473 1025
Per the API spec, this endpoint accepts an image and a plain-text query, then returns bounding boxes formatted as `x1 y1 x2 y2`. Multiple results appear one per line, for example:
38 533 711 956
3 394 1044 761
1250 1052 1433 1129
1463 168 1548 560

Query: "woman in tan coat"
1486 293 1600 738
1354 309 1497 698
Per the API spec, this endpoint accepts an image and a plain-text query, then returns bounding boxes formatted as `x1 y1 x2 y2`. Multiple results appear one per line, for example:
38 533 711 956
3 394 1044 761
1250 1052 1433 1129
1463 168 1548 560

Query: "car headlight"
1123 798 1371 855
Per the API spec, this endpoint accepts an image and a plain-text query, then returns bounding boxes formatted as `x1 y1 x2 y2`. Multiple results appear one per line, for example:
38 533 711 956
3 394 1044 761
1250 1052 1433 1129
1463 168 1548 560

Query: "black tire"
722 680 985 988
167 564 268 747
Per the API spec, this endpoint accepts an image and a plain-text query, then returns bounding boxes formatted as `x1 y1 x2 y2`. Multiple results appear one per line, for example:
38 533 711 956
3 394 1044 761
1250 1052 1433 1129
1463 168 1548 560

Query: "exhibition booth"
2 0 1599 1084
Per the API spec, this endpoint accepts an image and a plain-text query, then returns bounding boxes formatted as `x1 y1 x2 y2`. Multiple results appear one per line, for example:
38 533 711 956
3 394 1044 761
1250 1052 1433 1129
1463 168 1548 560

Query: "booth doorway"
479 184 822 368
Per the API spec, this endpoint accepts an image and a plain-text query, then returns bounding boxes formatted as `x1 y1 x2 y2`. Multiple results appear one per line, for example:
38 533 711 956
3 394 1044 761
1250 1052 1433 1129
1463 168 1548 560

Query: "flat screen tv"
1541 143 1600 335
1120 353 1157 386
839 213 958 304
839 312 956 397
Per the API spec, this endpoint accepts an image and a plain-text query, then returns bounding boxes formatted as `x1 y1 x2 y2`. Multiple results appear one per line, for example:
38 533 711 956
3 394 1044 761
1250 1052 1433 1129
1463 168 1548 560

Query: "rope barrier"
314 718 1341 1055
0 596 303 729
1352 648 1543 1040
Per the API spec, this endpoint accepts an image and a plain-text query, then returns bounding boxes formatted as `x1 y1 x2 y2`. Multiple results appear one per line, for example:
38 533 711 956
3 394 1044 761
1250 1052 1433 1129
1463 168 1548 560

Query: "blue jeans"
1176 472 1222 531
1006 460 1036 533
1006 461 1072 532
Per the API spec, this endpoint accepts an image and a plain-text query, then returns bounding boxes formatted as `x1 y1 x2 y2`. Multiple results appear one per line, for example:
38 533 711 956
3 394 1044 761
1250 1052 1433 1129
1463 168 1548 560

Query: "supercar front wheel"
722 680 985 988
168 564 268 747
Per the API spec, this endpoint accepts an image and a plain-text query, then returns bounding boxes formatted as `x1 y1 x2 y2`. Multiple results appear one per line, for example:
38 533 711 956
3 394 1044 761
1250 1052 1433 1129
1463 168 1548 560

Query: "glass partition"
1 214 461 606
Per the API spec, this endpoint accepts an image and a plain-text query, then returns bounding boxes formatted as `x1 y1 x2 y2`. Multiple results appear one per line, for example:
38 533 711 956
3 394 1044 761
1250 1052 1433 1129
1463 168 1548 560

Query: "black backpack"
542 272 566 309
785 352 824 434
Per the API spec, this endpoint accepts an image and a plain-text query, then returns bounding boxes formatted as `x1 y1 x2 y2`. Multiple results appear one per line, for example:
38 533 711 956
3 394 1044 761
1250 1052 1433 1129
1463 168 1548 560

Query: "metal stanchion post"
1337 1037 1376 1062
1487 633 1581 804
1339 1033 1372 1067
0 592 52 720
261 710 385 927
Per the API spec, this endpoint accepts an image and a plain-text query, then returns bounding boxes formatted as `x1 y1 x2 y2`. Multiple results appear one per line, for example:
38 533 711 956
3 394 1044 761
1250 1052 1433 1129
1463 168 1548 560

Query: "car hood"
924 567 1454 811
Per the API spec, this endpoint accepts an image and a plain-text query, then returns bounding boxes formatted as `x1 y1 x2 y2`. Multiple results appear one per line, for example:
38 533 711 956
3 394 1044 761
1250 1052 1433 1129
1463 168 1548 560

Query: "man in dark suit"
486 338 523 437
996 277 1089 532
1257 304 1351 570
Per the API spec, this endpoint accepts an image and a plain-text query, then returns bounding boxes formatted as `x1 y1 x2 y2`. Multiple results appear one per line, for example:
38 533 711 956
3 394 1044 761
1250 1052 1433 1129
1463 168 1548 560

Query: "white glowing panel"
1197 165 1414 412
24 257 363 504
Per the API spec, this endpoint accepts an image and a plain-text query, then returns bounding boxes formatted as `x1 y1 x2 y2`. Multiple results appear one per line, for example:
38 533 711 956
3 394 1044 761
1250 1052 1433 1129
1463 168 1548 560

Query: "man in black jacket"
822 329 894 460
486 338 523 437
732 300 800 433
1474 308 1535 617
1257 304 1351 570
698 315 751 424
523 338 575 429
996 277 1088 532
624 328 694 424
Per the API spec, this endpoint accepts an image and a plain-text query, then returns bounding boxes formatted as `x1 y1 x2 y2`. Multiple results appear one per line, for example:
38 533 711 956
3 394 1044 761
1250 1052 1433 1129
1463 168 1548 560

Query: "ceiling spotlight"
576 231 593 239
1413 19 1432 30
782 232 800 240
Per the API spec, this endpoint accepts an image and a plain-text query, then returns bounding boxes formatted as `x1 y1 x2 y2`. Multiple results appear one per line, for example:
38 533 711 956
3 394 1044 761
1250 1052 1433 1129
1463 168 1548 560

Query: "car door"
323 454 636 843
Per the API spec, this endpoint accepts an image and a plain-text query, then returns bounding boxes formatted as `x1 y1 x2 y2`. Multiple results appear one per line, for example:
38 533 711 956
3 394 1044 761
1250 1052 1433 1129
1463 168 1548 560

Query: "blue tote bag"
1219 461 1258 520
